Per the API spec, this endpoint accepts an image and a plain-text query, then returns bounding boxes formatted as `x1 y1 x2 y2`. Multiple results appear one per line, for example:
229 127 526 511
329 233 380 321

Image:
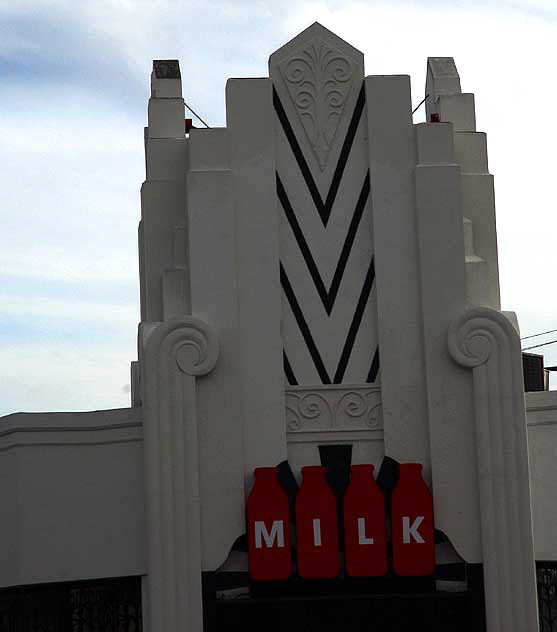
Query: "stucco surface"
0 407 145 588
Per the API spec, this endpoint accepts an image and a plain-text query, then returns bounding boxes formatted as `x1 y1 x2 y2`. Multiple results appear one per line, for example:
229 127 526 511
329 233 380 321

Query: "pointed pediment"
269 23 364 171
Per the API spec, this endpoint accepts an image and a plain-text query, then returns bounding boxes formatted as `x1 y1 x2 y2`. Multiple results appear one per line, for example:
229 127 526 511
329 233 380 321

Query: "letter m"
254 520 285 549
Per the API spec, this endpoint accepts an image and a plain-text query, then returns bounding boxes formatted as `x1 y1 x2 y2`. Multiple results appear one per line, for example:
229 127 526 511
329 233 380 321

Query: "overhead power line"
412 93 429 116
521 328 557 341
522 339 557 352
184 100 210 128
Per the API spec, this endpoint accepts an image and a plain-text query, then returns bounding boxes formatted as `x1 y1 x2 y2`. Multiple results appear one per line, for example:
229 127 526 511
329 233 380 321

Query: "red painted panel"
391 463 435 576
247 467 292 580
295 466 340 579
343 464 388 577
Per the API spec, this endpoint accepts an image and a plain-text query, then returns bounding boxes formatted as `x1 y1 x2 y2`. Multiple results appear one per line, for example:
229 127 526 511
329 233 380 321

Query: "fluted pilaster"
140 317 219 632
448 307 538 632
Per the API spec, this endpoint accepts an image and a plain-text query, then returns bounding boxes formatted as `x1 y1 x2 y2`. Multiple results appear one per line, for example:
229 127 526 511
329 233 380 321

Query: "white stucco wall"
0 391 554 591
0 407 145 588
526 390 557 561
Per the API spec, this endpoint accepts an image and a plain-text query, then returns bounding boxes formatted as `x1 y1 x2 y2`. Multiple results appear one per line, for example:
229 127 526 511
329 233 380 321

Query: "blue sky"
1 0 556 415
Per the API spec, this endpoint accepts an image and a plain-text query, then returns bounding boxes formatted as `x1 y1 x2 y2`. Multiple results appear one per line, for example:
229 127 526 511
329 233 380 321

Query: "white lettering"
402 516 425 544
254 520 284 549
312 519 322 546
357 517 374 544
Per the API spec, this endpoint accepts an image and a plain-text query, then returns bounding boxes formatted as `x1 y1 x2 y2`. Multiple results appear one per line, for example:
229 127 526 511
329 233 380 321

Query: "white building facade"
1 23 557 632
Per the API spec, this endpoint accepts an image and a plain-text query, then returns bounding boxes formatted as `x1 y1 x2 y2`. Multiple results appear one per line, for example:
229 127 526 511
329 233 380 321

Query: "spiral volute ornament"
172 317 219 376
448 307 519 369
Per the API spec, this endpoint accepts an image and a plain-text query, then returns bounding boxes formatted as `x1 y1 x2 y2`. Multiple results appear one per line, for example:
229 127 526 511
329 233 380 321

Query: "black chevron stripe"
273 84 365 227
276 79 375 384
281 257 376 385
283 351 298 386
333 257 376 383
367 347 380 383
277 171 370 316
280 263 331 384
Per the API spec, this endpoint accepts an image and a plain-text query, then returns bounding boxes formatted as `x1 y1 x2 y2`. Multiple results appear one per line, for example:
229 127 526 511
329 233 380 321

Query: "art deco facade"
1 23 557 632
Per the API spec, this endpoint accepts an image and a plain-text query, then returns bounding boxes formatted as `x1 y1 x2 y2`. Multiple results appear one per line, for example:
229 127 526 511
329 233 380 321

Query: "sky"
0 0 556 416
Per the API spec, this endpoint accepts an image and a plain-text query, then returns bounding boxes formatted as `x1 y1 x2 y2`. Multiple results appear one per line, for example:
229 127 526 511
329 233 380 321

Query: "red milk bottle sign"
391 463 435 576
295 466 339 579
343 464 388 577
247 467 292 580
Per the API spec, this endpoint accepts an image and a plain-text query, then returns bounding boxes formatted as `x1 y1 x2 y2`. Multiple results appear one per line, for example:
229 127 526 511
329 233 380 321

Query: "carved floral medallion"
279 36 355 170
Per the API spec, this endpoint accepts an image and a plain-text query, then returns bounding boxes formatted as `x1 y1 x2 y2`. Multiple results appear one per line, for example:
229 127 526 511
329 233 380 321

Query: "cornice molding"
0 409 142 451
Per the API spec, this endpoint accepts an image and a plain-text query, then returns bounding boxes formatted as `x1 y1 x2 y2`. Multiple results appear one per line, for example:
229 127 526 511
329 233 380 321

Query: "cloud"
0 8 145 109
0 88 143 284
0 344 134 416
1 0 556 414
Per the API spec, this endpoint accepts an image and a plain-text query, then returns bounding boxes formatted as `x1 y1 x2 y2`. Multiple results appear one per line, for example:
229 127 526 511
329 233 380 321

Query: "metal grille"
523 352 546 391
2 567 554 630
538 563 557 632
0 577 142 632
216 592 477 632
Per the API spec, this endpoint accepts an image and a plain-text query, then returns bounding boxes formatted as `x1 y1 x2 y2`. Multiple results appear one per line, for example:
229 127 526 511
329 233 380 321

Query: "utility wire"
189 91 430 127
184 100 210 128
522 339 557 352
412 93 429 116
521 328 557 341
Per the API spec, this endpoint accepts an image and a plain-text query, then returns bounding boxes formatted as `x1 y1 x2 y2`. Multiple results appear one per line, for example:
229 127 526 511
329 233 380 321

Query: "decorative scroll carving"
285 385 382 433
174 318 219 376
448 307 539 632
280 36 354 170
